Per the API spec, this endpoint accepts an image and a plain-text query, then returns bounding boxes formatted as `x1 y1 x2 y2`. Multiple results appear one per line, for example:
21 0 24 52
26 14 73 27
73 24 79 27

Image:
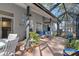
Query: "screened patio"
0 3 79 56
41 3 78 35
15 3 79 56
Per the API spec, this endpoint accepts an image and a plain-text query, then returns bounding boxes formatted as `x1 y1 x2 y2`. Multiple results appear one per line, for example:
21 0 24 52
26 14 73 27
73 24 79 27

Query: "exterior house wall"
0 3 53 40
30 11 43 32
0 3 46 40
0 3 26 40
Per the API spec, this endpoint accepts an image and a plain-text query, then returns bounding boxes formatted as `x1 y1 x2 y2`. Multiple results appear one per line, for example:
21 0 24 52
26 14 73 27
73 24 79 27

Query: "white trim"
0 14 14 19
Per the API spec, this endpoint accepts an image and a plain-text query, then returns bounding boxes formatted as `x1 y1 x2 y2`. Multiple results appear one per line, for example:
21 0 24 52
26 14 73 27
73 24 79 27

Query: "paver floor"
25 37 66 56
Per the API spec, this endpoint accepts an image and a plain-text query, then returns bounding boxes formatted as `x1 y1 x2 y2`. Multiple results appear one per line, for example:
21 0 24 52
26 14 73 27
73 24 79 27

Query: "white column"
25 19 30 48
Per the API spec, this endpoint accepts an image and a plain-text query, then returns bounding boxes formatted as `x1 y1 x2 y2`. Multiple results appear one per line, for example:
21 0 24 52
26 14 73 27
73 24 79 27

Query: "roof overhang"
15 3 57 22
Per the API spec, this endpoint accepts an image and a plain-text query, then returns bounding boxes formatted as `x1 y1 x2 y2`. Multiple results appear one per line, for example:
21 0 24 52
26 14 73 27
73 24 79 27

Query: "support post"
25 6 31 49
57 22 60 36
76 14 79 39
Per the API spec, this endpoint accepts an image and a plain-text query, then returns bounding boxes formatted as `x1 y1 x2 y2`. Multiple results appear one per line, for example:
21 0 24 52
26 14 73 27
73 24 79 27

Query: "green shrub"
66 38 79 50
70 39 76 49
29 32 40 44
53 32 57 37
74 40 79 50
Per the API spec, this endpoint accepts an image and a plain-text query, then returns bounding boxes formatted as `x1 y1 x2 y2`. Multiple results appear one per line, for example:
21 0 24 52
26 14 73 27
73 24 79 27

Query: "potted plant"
29 32 40 46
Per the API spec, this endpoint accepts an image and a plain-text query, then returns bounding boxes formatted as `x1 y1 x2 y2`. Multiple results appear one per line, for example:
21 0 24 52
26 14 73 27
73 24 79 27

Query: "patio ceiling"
41 3 79 23
15 3 57 22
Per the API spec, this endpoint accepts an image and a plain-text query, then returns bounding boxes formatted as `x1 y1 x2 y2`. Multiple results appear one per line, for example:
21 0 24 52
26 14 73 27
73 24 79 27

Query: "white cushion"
8 34 17 39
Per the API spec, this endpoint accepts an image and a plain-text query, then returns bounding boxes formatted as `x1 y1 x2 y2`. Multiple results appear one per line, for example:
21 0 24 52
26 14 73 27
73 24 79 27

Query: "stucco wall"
0 3 26 40
30 11 43 32
0 3 52 40
0 3 45 40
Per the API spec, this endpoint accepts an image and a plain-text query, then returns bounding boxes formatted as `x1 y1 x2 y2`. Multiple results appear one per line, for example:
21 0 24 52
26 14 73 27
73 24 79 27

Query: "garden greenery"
29 32 40 44
66 39 79 50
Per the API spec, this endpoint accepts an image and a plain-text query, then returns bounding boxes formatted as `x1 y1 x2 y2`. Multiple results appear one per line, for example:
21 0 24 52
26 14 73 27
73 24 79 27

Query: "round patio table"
64 48 79 56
